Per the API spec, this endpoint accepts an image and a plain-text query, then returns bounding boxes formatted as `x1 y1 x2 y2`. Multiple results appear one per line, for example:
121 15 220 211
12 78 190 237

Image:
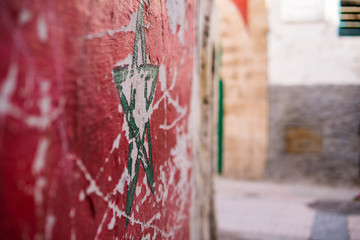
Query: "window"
339 0 360 36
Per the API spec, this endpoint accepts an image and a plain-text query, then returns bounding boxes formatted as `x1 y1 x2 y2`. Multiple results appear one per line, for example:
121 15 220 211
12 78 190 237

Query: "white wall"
268 0 360 85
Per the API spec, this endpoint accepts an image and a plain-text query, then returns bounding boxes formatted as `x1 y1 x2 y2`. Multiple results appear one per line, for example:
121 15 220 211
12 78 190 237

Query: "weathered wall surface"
0 0 202 239
218 0 268 180
191 0 218 239
268 86 360 185
267 0 360 186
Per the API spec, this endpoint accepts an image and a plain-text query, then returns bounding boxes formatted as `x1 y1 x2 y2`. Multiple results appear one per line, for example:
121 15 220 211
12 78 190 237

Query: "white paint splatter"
32 138 49 175
18 9 32 26
111 53 132 67
141 233 151 240
113 168 130 195
75 158 175 238
44 214 56 240
122 115 130 140
39 81 51 115
169 68 178 91
107 210 116 230
25 96 64 130
76 160 105 198
94 211 108 240
70 228 76 240
136 184 142 197
37 14 48 42
0 63 18 115
144 21 151 30
141 175 151 204
165 0 186 45
69 208 76 218
159 62 167 91
82 11 138 40
108 175 112 182
78 190 85 201
110 133 121 154
34 177 47 205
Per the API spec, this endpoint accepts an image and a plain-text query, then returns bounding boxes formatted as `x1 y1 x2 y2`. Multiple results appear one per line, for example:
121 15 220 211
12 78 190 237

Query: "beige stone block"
224 81 267 100
219 0 268 180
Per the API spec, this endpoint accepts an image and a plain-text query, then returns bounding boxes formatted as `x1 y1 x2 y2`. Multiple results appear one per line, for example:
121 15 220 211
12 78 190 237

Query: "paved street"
216 177 360 240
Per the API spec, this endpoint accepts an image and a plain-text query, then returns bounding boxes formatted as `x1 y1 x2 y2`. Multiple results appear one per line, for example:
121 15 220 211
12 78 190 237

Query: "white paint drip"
0 63 18 115
169 68 177 91
71 228 76 240
94 211 108 240
107 209 116 230
37 14 48 42
34 177 47 205
44 214 56 240
110 133 121 154
32 138 49 175
40 81 51 115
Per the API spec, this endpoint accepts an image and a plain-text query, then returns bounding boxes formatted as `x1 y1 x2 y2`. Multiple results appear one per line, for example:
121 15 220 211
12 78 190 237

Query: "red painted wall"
232 0 248 25
0 0 195 239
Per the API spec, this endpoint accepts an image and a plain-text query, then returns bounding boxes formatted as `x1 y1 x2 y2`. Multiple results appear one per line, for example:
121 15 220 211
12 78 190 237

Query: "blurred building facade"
218 0 360 186
218 0 268 180
267 0 360 186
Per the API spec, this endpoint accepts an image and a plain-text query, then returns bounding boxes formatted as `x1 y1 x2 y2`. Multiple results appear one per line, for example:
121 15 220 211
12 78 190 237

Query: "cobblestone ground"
216 177 360 240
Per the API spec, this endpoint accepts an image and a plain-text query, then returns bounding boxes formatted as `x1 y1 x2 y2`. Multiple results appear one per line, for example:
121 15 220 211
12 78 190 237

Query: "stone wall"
218 0 268 179
0 0 216 239
267 0 360 186
268 85 360 186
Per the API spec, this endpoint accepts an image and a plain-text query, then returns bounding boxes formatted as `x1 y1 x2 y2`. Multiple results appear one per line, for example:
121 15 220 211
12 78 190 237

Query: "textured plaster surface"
0 0 196 239
267 85 360 186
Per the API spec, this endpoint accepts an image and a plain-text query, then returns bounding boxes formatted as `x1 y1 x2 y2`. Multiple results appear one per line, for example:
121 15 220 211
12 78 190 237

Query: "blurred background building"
218 0 360 187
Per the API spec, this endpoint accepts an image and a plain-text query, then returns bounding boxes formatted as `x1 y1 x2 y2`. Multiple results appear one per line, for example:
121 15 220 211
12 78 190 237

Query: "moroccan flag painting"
0 0 196 239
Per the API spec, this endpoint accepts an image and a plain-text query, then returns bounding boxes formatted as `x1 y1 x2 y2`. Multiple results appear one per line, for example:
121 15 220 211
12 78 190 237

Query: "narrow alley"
217 178 360 240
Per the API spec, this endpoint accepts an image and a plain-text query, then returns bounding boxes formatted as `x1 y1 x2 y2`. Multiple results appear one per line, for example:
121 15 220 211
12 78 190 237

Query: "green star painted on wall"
113 0 158 228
